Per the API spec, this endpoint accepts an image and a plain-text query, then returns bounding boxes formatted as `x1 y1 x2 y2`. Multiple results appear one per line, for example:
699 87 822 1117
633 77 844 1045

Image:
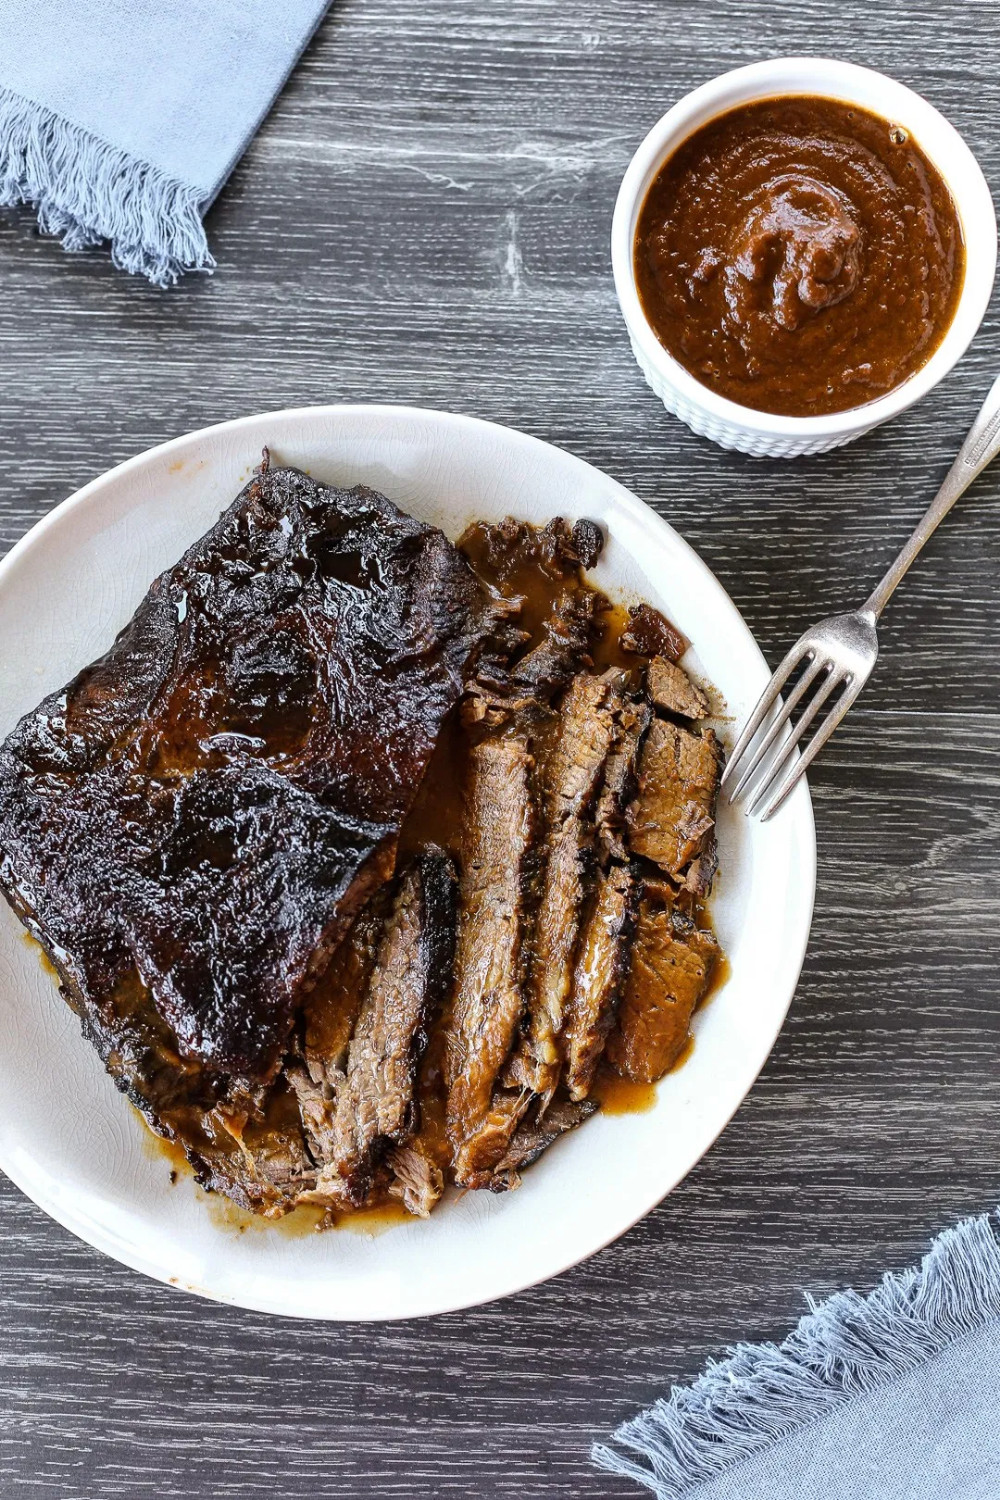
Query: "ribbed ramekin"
612 58 997 459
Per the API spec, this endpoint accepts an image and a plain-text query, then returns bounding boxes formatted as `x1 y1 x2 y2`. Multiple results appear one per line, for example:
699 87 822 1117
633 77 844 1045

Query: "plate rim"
0 403 817 1318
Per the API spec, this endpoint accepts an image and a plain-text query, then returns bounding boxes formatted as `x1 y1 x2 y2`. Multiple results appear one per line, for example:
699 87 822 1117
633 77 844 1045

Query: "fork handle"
862 373 1000 621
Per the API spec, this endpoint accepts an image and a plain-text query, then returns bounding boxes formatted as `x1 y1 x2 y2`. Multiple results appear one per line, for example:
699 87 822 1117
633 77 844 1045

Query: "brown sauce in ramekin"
634 96 965 416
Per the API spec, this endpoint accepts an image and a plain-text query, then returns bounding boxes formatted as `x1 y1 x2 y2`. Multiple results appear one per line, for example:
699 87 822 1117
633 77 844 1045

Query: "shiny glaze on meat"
6 496 726 1224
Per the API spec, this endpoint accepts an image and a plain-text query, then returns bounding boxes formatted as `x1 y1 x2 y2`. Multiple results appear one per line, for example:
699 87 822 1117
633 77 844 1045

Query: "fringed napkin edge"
0 85 214 288
593 1206 1000 1498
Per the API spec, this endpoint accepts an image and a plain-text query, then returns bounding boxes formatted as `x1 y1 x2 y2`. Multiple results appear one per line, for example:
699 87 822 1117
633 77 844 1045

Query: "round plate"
0 406 815 1319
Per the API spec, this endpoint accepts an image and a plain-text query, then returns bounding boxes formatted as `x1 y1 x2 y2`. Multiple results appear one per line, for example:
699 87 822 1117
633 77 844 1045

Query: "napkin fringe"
0 86 215 288
593 1206 1000 1498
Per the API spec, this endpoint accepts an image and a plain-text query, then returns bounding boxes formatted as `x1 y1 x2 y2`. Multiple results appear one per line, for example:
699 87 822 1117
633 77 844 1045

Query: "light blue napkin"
595 1207 1000 1499
0 0 330 286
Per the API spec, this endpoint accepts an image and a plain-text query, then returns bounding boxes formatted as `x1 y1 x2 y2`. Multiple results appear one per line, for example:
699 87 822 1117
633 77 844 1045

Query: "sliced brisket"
620 602 687 662
562 863 638 1101
647 656 709 720
508 673 620 1099
594 698 651 864
606 896 719 1083
445 735 535 1189
627 720 723 890
302 887 391 1092
386 1143 444 1218
493 1095 598 1189
1 472 725 1218
309 851 455 1209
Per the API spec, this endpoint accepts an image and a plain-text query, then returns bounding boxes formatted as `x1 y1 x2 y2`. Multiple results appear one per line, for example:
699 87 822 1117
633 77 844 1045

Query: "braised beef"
682 836 721 899
620 602 687 662
506 673 621 1099
493 1096 598 1189
463 515 604 584
457 516 608 713
510 589 601 696
0 480 727 1222
606 896 719 1082
445 735 535 1189
287 1063 338 1168
307 851 455 1209
570 519 605 570
647 656 709 720
594 698 651 864
0 465 498 1088
627 719 723 888
303 887 392 1092
182 1075 317 1217
387 1143 444 1218
562 864 638 1101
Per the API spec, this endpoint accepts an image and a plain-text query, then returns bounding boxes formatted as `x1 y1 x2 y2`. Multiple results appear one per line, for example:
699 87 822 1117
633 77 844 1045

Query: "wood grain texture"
2 2 1000 1496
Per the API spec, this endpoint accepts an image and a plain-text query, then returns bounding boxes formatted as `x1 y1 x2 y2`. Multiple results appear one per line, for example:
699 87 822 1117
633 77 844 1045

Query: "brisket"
387 1143 444 1218
594 698 651 864
0 464 499 1090
309 851 456 1209
458 515 607 715
445 735 535 1189
466 515 604 581
0 473 726 1219
182 1077 316 1217
620 602 687 662
562 863 638 1101
493 1096 598 1189
510 590 601 697
647 656 709 720
302 887 391 1092
626 720 723 889
508 673 620 1099
606 897 719 1083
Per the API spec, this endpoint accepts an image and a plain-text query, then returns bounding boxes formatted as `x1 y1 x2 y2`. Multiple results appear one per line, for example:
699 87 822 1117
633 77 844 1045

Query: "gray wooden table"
2 3 999 1496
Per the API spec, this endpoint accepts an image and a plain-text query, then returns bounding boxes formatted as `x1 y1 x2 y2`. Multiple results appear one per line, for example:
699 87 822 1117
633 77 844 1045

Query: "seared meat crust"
0 465 497 1085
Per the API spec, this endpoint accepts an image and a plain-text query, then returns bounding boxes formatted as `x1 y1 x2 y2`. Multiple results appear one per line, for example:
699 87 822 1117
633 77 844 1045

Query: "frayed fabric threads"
593 1208 1000 1498
0 86 214 288
0 0 331 286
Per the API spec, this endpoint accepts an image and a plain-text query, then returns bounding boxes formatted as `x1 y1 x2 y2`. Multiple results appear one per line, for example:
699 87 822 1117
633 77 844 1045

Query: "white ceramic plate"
0 406 815 1320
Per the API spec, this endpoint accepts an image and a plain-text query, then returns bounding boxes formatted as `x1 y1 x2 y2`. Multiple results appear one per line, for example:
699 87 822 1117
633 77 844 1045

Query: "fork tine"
726 655 828 803
720 640 816 792
745 669 845 814
756 677 862 821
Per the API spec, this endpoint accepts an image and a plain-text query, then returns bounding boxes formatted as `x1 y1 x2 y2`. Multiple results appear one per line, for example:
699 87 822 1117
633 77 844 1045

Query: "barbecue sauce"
634 96 965 415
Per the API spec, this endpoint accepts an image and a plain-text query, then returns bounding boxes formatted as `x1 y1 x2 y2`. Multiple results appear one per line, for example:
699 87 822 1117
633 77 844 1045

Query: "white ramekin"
612 58 998 459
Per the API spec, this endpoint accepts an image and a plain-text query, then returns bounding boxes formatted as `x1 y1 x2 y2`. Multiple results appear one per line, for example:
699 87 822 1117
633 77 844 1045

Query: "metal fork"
723 374 1000 821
